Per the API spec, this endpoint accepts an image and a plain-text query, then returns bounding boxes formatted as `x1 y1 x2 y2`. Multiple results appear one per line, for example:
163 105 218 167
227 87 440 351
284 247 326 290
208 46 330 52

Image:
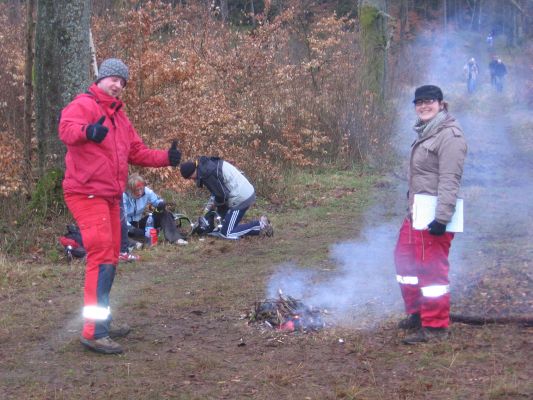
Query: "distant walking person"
489 55 507 92
394 85 467 344
463 58 479 94
493 58 507 92
180 157 273 239
486 32 493 49
59 58 182 354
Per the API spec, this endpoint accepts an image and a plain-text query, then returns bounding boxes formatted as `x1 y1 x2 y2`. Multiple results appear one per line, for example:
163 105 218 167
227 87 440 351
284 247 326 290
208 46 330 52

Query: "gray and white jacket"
196 157 255 210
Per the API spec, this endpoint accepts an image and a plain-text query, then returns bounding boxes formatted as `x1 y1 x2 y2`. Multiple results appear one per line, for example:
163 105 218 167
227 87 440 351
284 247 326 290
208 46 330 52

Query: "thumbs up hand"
168 140 181 167
86 116 108 143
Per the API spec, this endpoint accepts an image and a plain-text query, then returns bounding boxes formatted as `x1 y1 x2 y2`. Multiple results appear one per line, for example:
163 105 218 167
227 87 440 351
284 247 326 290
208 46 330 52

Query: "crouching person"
180 157 273 239
122 173 188 246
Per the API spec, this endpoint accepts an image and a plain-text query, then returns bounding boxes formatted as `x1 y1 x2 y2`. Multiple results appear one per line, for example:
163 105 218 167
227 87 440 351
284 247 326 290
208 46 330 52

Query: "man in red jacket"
59 58 182 354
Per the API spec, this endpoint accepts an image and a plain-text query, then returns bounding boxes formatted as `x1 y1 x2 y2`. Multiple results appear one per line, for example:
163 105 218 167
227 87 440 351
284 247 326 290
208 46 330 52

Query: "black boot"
398 313 421 330
109 322 131 338
80 336 123 354
402 327 449 345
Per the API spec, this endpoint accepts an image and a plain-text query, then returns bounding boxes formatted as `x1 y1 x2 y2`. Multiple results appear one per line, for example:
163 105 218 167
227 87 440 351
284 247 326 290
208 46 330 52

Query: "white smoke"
266 27 532 326
267 221 403 327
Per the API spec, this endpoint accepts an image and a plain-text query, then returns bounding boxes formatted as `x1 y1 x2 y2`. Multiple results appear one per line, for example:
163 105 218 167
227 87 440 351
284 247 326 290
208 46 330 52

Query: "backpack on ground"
59 224 86 262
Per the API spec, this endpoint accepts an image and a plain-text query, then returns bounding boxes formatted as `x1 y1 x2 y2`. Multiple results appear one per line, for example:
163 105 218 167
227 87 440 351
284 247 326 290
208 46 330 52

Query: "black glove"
168 140 181 167
86 116 108 143
428 220 446 236
156 201 166 212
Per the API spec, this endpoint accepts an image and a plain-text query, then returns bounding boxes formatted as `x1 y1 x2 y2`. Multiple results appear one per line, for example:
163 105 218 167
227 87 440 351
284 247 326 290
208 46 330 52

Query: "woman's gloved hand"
428 220 446 236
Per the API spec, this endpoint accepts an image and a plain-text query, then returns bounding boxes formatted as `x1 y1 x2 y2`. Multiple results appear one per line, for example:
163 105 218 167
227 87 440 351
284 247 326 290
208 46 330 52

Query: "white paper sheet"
412 194 463 232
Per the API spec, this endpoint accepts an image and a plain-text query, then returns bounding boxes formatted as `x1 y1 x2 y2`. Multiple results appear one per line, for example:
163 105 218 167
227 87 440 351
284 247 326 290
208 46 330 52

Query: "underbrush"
0 166 378 265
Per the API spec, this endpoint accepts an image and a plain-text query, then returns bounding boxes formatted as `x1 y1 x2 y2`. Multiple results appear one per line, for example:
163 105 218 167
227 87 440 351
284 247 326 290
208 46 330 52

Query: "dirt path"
2 36 533 400
2 100 532 398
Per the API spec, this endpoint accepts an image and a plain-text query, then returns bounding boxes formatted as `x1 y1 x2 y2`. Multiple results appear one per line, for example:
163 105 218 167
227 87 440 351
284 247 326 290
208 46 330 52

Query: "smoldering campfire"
248 292 326 332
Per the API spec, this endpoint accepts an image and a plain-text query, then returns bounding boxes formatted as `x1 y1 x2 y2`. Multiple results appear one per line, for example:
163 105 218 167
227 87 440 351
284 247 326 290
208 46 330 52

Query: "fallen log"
450 313 533 327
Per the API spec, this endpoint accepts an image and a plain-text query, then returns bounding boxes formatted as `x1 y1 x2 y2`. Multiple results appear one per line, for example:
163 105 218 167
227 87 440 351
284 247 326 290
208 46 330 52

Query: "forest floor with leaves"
0 158 532 399
1 33 533 399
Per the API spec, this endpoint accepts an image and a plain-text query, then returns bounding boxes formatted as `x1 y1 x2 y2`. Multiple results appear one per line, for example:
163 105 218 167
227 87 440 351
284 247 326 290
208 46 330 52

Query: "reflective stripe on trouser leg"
421 285 450 298
93 264 116 338
81 264 116 338
64 194 119 339
220 207 261 239
416 229 454 328
394 218 421 314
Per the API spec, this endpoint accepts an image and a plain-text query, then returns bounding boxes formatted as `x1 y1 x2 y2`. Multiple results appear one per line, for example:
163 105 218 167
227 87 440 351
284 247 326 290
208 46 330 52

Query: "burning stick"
249 291 325 332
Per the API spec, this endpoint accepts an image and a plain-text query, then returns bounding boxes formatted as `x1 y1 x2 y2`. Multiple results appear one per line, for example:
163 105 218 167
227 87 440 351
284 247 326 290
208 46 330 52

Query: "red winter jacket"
59 84 169 198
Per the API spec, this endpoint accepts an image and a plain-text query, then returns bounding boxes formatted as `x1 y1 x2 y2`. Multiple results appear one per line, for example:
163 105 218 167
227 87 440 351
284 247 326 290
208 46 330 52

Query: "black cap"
180 161 196 179
413 85 443 103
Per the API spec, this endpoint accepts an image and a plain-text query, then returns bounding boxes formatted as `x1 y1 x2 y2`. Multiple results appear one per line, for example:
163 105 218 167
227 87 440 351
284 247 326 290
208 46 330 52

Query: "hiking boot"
402 327 449 345
398 313 421 330
109 322 131 338
259 215 274 237
119 252 139 262
80 336 123 354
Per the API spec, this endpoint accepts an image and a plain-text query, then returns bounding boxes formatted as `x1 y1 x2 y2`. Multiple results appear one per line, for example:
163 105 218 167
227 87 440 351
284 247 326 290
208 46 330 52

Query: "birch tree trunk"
34 0 92 175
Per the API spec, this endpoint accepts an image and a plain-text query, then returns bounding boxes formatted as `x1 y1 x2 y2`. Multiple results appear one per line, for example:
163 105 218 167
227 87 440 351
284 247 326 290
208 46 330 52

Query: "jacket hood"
196 156 219 187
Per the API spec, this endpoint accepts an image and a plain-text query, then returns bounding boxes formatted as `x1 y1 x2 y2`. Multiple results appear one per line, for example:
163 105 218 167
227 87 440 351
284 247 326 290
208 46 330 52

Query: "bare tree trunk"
443 0 447 32
399 0 409 39
89 29 98 79
23 0 36 191
220 0 229 22
477 0 483 31
250 0 256 28
34 0 92 175
7 0 23 23
382 0 390 99
469 0 476 30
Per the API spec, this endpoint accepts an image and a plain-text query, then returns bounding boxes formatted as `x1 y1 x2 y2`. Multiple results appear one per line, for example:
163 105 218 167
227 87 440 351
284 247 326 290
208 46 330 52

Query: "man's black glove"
168 140 181 167
86 116 108 143
428 220 446 236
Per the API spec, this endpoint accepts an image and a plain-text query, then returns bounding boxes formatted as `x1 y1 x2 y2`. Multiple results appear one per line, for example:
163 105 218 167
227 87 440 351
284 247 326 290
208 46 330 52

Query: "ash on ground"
248 294 326 332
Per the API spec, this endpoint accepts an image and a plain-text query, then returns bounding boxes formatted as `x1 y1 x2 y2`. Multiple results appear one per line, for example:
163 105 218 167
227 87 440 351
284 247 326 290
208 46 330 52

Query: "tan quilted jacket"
408 113 468 224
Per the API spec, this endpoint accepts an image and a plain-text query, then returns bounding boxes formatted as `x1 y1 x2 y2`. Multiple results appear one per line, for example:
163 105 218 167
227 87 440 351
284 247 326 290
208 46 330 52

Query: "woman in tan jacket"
394 85 467 344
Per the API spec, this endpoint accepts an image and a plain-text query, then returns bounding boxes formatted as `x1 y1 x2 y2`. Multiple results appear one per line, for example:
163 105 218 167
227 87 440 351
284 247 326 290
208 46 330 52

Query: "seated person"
122 173 188 246
119 201 141 262
179 157 273 239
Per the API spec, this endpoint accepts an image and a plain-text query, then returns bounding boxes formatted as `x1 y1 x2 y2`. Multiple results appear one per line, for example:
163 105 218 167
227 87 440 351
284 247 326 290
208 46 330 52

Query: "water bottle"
145 213 154 241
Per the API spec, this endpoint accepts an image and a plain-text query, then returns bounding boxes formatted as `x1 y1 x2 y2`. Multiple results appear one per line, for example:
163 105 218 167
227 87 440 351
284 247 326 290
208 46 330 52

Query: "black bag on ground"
59 224 86 259
191 210 222 236
159 210 186 243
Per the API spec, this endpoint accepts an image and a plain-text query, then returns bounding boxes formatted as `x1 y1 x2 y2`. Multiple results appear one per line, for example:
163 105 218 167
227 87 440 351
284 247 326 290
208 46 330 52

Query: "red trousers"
394 217 454 328
64 193 121 339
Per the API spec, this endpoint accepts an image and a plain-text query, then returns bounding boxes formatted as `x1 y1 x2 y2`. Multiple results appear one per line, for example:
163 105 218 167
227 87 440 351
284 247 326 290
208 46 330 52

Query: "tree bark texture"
359 5 386 101
34 0 92 176
23 0 36 191
220 0 229 22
